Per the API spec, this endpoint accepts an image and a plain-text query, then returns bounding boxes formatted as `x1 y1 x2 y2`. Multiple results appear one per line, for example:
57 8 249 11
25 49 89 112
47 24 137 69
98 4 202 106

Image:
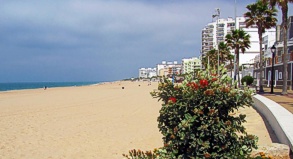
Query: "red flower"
168 97 177 103
204 89 214 96
212 78 217 82
200 79 209 88
186 82 192 87
192 83 199 90
187 82 199 90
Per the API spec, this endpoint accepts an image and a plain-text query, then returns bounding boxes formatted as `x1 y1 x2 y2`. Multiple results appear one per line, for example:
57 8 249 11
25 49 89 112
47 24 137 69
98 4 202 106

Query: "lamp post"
212 8 220 75
270 45 276 94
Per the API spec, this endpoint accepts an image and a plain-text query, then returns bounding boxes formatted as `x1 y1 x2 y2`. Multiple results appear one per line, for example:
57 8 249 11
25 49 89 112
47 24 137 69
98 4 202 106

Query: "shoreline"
0 81 109 93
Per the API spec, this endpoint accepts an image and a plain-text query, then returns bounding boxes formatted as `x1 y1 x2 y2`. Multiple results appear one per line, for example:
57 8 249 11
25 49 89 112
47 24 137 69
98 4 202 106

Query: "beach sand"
0 81 274 158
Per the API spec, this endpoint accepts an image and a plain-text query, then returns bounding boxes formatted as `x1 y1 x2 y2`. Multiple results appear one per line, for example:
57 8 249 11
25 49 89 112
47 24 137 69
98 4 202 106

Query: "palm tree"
202 43 231 71
262 0 293 95
202 49 218 69
244 0 278 92
226 54 235 78
225 29 251 87
218 42 231 65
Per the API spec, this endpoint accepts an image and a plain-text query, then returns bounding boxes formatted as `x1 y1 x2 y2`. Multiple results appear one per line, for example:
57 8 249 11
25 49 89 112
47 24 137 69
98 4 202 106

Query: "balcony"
272 53 293 64
217 24 225 28
217 34 224 37
217 28 224 31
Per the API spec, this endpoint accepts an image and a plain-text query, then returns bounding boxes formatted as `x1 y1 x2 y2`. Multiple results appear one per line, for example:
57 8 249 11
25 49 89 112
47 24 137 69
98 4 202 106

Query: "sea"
0 82 101 92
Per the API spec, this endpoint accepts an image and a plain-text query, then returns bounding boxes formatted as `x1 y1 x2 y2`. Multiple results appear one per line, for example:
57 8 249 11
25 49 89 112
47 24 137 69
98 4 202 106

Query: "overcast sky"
0 0 292 82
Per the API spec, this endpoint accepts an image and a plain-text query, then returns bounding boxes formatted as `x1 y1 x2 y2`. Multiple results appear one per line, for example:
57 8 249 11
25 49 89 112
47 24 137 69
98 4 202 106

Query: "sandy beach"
0 81 274 159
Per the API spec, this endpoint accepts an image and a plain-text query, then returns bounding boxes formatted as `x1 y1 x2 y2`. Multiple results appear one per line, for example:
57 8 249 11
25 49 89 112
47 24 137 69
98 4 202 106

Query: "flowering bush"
124 67 258 158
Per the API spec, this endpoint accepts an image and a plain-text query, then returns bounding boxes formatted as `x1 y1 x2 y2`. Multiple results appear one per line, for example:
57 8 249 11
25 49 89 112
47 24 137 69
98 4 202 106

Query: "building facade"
182 57 202 74
156 61 182 77
253 16 293 89
138 68 157 79
201 16 275 66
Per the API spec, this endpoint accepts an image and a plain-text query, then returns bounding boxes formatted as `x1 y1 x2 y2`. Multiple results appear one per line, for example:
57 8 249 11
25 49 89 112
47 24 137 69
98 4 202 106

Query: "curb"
252 94 293 152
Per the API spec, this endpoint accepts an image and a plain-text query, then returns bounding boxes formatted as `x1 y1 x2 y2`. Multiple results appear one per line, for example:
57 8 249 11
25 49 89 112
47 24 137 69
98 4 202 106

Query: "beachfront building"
182 57 202 74
201 16 276 67
253 29 276 87
138 67 157 79
253 16 293 89
156 61 182 77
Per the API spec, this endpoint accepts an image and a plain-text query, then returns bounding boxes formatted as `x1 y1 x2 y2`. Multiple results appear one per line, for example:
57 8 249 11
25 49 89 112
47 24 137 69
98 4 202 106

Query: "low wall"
252 94 293 152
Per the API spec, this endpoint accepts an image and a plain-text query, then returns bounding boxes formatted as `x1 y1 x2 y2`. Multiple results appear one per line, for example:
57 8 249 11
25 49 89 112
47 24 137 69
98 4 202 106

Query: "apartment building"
201 16 275 66
156 61 182 77
138 67 157 79
253 16 293 89
182 57 202 74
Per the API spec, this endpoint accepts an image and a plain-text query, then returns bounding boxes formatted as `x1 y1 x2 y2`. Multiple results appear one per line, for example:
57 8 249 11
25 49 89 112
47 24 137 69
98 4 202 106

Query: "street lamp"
212 8 220 75
270 45 276 94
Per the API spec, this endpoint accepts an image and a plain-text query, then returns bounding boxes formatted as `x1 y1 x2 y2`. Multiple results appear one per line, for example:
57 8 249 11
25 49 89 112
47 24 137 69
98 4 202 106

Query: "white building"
182 57 202 74
201 16 275 66
262 29 277 63
139 68 157 79
156 61 182 77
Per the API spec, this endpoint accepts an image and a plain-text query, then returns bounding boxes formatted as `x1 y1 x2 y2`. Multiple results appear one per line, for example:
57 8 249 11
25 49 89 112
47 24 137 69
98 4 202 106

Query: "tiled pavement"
259 88 293 114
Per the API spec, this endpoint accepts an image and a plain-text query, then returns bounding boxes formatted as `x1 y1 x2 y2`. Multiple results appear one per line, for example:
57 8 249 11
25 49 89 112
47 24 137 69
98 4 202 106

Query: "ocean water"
0 82 100 92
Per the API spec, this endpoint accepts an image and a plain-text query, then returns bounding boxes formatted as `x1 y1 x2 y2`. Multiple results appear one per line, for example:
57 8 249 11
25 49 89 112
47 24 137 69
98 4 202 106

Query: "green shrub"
241 76 254 85
124 67 258 158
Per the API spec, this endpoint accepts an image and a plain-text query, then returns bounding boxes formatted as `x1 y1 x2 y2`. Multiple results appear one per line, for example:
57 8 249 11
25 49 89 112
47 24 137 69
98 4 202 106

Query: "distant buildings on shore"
139 58 201 79
182 57 201 74
138 68 157 79
138 15 293 90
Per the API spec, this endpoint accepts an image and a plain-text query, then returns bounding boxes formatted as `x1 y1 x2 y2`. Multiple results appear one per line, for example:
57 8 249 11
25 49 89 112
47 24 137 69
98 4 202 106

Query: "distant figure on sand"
44 86 47 90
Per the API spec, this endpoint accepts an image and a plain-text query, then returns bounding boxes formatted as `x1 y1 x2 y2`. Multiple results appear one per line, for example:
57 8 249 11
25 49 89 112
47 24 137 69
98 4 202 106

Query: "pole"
217 15 220 75
233 0 237 82
217 9 220 75
270 52 275 93
212 8 220 74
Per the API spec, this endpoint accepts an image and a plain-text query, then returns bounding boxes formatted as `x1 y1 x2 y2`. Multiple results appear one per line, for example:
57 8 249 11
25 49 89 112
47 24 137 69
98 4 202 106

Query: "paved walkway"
259 88 293 114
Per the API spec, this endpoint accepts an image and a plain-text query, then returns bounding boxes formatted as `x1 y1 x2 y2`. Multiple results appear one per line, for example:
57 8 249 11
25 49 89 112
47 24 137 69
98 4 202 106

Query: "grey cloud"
0 0 292 82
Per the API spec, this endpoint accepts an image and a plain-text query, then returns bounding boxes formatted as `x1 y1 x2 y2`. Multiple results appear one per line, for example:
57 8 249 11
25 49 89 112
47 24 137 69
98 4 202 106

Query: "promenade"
253 88 293 158
261 88 293 114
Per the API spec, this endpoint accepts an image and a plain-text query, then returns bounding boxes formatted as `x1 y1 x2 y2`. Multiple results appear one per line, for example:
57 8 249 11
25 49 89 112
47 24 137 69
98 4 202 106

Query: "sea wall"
252 94 293 152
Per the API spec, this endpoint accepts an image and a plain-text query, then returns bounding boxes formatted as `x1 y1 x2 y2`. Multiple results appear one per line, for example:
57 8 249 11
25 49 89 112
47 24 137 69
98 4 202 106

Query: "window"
279 72 282 79
275 70 278 81
227 23 235 27
239 22 246 26
218 24 225 27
